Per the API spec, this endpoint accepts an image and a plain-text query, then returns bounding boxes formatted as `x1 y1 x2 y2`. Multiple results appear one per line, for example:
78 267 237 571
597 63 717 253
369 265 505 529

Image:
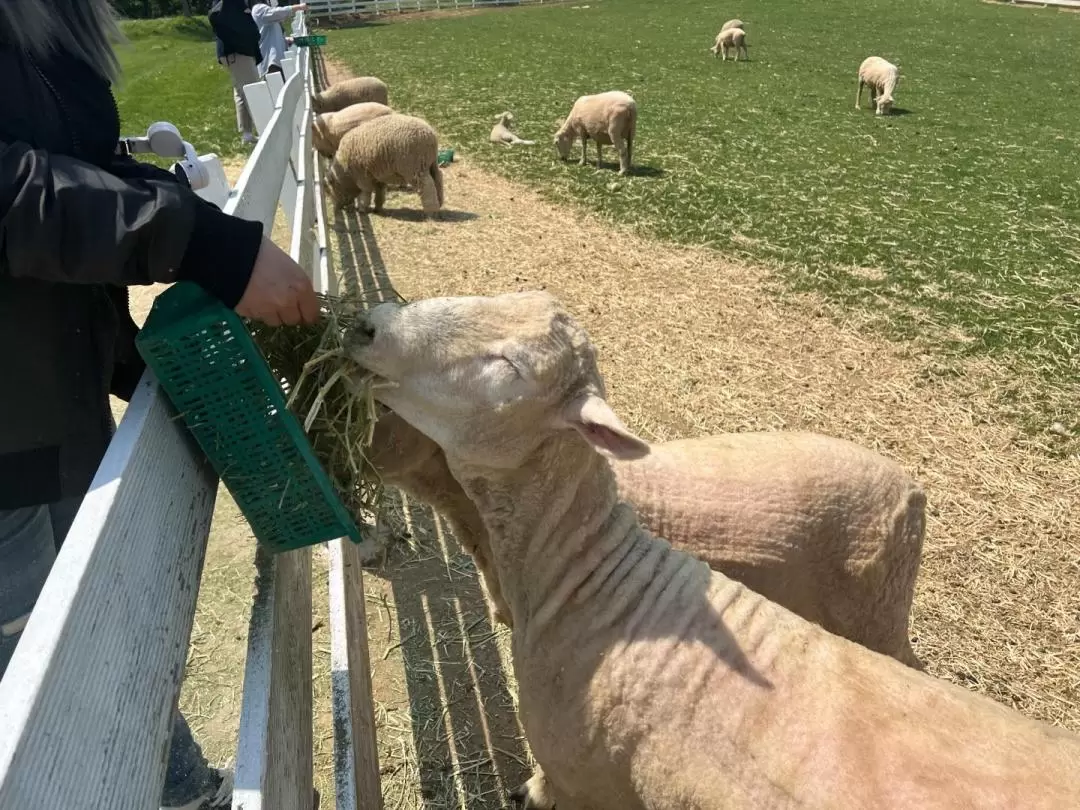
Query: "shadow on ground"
326 193 530 809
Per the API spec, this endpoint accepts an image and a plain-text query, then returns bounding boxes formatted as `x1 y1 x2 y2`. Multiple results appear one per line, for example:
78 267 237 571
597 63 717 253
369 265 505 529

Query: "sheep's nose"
348 316 376 347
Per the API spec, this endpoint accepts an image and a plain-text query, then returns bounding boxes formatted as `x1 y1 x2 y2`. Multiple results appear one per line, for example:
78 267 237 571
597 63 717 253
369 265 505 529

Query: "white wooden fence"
0 12 380 810
306 0 537 18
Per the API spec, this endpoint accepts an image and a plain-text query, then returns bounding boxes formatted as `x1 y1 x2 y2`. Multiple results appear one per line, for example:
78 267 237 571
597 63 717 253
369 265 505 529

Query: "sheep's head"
324 158 358 207
344 292 649 469
876 94 894 115
553 128 573 160
311 115 334 158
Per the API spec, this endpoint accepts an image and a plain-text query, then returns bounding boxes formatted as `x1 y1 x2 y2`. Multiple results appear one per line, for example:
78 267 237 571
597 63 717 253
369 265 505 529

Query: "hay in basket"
248 293 385 529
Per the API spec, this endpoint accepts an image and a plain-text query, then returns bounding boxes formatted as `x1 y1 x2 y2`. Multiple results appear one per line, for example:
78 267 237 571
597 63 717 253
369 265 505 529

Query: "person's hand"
235 236 320 326
294 3 309 11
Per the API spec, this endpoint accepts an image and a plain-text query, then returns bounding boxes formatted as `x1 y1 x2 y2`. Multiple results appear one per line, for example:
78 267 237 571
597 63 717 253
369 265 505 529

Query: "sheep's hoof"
509 772 556 810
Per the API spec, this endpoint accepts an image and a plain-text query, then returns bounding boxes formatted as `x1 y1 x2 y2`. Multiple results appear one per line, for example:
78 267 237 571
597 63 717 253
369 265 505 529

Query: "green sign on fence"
293 35 327 47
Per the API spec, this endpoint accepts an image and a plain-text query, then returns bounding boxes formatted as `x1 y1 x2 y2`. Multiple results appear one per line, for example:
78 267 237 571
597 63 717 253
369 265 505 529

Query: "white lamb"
856 55 900 115
490 111 536 147
311 101 394 159
347 291 1080 810
368 408 925 667
324 113 444 216
311 76 389 115
711 26 748 61
720 18 745 31
554 90 637 176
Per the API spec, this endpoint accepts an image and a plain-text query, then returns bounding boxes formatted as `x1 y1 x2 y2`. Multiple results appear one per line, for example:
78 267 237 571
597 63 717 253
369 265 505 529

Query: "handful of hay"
248 293 384 528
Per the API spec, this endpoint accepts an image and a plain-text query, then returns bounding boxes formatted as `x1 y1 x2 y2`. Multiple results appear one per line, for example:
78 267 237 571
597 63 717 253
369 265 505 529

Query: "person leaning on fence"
209 0 263 145
252 0 308 78
0 1 320 808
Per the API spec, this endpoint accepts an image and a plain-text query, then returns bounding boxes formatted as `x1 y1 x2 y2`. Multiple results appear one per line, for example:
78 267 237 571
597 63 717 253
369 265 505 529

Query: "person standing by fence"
0 0 320 807
209 0 262 145
252 0 308 78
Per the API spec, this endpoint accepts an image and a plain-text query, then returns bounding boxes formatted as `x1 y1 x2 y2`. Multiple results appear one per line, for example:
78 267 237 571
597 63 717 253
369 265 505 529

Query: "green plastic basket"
437 147 455 167
135 282 363 553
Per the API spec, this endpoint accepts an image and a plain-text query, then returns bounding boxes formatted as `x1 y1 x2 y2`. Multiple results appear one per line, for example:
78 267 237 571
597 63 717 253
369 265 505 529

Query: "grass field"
116 17 246 160
324 0 1080 422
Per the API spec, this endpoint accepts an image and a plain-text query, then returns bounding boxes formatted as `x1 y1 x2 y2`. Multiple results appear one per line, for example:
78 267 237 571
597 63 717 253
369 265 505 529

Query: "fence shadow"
326 180 531 809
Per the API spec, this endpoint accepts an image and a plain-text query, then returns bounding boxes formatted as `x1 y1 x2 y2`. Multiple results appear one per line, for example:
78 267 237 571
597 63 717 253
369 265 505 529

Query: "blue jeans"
0 501 215 806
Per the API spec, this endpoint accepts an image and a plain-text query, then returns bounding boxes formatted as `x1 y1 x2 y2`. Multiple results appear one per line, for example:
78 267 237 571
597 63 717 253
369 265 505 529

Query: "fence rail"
306 0 536 17
0 12 380 810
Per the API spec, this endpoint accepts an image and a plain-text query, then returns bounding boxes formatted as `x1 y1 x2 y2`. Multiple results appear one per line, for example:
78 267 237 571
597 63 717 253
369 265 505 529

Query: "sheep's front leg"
579 133 589 166
510 766 556 810
855 80 863 109
595 140 603 169
373 183 387 213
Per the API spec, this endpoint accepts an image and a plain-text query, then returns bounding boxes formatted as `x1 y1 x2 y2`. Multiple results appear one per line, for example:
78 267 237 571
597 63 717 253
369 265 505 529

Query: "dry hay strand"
346 157 1080 736
248 292 389 529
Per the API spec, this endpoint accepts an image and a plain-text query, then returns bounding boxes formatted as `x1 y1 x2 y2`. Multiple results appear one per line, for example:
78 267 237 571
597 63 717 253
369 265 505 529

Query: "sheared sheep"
324 113 444 216
554 90 637 175
720 18 745 31
311 76 389 115
311 101 394 158
490 111 536 147
369 408 924 666
857 55 900 115
347 291 1080 810
711 26 748 61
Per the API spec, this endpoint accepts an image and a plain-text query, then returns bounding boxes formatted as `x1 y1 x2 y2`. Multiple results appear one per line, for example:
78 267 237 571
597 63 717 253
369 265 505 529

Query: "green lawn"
325 0 1080 403
115 17 245 160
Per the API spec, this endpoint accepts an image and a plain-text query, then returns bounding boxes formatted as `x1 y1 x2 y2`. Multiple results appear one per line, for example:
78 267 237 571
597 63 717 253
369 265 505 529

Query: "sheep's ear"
559 393 650 460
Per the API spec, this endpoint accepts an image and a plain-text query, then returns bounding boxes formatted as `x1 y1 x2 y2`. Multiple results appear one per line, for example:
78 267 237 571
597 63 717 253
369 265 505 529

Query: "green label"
293 35 327 46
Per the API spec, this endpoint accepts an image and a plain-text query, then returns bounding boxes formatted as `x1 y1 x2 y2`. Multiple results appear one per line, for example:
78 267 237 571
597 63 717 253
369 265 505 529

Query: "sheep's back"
569 91 637 139
337 113 439 184
315 76 389 113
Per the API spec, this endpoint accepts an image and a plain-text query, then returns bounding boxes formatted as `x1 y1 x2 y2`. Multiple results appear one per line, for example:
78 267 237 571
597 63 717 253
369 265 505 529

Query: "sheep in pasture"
554 90 637 175
311 101 394 158
490 111 536 147
311 76 389 115
857 55 900 115
711 26 748 61
347 290 1080 810
369 407 924 667
324 113 444 216
720 18 745 31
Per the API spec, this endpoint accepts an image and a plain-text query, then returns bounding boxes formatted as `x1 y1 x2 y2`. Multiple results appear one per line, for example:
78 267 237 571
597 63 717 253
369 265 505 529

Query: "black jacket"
210 0 262 62
0 43 264 509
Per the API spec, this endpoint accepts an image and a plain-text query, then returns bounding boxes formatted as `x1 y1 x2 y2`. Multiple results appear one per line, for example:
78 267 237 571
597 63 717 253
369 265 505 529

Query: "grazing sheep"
554 90 637 175
857 55 900 115
711 26 748 61
720 17 745 31
311 101 394 159
490 111 536 147
347 291 1080 810
311 76 389 115
370 407 924 667
324 113 444 215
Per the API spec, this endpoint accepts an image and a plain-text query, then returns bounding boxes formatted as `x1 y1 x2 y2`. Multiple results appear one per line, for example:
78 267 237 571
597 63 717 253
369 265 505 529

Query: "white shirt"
251 3 294 76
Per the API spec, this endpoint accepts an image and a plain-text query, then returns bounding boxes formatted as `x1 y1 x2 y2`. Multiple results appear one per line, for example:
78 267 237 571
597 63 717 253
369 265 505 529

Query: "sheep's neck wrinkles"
449 435 644 635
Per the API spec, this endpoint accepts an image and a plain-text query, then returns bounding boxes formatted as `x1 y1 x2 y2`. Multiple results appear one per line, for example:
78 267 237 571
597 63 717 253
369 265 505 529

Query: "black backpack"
208 0 262 61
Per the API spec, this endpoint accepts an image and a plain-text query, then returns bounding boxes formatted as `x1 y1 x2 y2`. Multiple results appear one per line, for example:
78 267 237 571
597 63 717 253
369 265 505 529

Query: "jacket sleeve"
0 139 264 308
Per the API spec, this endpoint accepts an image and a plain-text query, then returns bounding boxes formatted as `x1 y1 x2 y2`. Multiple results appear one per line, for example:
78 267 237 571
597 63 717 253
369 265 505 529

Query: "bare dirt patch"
322 146 1079 806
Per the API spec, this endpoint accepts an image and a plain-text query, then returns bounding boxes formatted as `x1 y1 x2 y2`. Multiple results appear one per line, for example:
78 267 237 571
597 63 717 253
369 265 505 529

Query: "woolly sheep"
554 90 637 175
311 101 394 159
856 55 900 115
368 408 923 666
311 76 389 115
347 290 1080 810
710 26 748 61
324 113 444 216
720 18 745 31
490 111 536 147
